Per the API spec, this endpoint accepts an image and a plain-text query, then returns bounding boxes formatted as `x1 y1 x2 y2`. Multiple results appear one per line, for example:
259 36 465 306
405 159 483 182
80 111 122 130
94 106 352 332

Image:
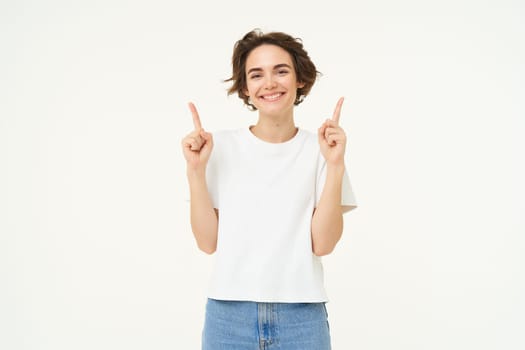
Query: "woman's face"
243 44 304 116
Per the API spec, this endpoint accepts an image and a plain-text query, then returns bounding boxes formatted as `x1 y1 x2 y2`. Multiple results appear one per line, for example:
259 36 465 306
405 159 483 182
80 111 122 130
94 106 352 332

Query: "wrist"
186 167 206 180
326 162 345 176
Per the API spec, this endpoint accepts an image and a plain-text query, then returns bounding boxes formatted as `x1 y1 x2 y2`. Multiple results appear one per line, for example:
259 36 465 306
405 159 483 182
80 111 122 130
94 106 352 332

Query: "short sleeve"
315 156 358 213
205 133 220 209
206 155 220 209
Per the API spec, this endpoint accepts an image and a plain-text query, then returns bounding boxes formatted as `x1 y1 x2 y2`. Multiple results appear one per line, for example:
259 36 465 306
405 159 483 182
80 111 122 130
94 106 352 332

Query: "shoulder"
299 128 318 142
208 128 247 161
297 128 321 151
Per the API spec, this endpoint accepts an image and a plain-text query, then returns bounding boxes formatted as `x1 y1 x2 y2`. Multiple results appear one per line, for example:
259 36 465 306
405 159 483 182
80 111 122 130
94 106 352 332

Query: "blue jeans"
202 298 331 350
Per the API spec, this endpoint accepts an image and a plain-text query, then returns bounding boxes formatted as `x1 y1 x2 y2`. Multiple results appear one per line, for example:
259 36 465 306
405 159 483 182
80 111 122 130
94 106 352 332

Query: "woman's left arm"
311 163 345 256
311 97 347 256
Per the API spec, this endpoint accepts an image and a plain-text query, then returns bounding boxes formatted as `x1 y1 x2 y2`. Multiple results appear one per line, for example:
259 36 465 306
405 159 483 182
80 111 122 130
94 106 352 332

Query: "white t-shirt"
204 126 357 302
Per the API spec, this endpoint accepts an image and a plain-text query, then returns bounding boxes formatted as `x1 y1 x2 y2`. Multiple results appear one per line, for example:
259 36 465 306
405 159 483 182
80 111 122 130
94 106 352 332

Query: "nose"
263 75 277 89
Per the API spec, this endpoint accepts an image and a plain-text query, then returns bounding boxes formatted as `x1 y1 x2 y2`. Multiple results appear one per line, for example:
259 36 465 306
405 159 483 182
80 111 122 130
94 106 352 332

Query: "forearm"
311 164 345 256
187 169 218 254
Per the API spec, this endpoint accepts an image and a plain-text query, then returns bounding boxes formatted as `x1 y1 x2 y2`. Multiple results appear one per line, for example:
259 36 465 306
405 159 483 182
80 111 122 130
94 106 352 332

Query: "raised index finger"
188 102 202 130
331 97 345 124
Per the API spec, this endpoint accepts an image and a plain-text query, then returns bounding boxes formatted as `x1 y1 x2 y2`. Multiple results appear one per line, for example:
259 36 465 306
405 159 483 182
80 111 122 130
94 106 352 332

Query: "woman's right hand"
181 102 213 171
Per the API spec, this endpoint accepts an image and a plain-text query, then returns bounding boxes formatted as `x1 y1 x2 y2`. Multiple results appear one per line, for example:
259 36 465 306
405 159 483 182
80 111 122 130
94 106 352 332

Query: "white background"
1 0 524 349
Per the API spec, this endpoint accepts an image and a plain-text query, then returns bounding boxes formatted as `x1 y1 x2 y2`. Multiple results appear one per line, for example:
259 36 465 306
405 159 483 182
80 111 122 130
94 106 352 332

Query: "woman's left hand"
318 97 347 165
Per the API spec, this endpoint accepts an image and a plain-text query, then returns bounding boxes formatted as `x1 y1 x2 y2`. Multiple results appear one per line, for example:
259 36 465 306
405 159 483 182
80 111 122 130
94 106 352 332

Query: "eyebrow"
247 63 292 75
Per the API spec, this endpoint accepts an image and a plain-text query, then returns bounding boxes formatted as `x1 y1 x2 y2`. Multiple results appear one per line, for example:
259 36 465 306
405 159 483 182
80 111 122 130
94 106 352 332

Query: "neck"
251 110 297 143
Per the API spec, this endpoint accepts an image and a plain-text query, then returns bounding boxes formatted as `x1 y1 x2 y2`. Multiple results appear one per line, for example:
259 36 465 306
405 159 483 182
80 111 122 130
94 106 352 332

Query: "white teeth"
261 93 282 101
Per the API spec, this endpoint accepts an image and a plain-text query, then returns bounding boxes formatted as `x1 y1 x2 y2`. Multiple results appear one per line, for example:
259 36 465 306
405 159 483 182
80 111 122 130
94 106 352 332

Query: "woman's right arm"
186 169 218 254
182 103 218 254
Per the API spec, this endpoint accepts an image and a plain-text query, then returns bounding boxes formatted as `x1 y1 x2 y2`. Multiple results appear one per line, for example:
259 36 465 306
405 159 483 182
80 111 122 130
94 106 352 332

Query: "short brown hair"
225 29 320 111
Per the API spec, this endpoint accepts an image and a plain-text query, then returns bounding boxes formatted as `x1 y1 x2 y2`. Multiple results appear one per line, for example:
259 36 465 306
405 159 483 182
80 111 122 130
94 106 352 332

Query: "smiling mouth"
259 92 285 101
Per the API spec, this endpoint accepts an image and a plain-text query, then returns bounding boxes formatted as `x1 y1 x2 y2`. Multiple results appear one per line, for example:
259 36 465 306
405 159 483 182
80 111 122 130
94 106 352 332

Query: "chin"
254 99 295 115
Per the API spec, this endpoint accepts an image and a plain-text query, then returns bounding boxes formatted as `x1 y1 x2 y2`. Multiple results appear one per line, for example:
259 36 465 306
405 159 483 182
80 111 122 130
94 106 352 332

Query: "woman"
182 29 357 350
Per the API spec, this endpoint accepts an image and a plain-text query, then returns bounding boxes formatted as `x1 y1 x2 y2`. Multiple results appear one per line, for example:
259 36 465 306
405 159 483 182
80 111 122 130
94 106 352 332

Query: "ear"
297 81 305 89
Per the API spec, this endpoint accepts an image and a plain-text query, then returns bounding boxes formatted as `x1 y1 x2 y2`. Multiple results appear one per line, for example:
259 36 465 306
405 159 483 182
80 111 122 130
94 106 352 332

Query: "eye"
277 70 289 75
250 74 262 79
